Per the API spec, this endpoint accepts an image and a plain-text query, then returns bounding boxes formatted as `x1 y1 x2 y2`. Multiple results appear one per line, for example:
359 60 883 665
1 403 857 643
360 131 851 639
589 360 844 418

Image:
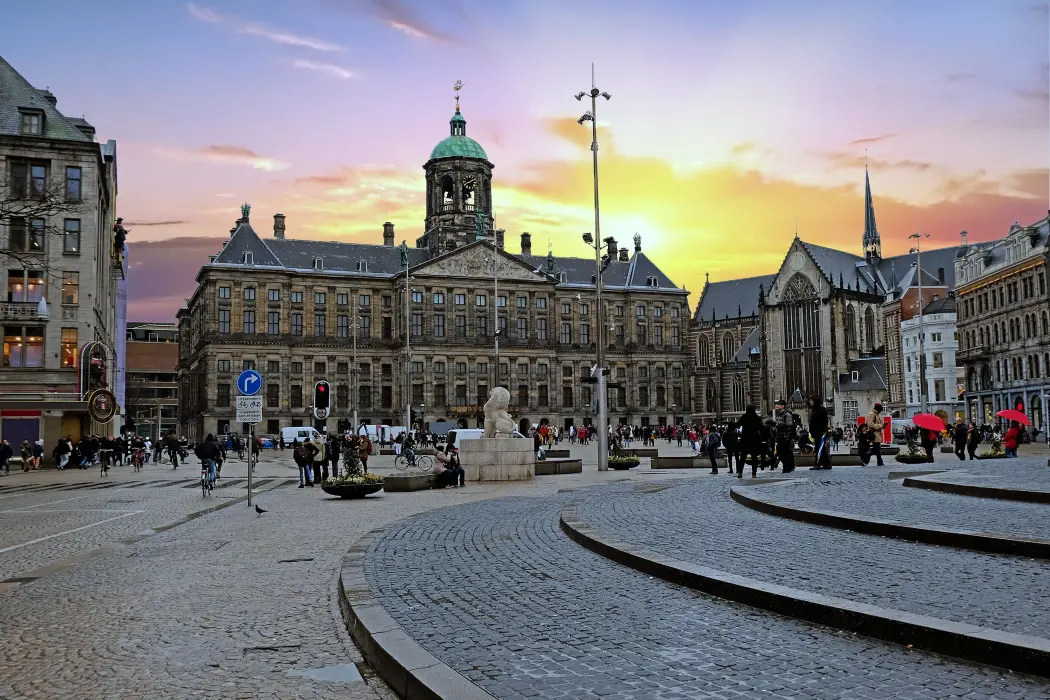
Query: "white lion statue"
483 386 515 438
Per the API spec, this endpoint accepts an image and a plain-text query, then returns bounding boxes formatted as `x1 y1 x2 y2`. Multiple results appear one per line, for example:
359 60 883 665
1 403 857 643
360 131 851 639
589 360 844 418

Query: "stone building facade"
126 322 179 440
177 101 691 439
689 273 772 423
900 297 963 420
0 57 121 448
956 214 1050 434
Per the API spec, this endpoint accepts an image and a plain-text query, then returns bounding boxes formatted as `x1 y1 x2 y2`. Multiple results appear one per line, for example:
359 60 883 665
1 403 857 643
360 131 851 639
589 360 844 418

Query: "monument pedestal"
459 438 535 482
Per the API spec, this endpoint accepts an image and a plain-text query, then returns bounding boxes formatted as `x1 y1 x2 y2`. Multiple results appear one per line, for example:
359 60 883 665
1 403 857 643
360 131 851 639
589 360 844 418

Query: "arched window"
731 375 746 412
993 325 999 345
708 340 715 367
967 367 979 393
1001 322 1007 343
780 273 821 397
981 364 993 390
705 379 717 413
1042 311 1048 335
863 307 876 350
721 333 735 363
697 336 709 367
845 305 857 350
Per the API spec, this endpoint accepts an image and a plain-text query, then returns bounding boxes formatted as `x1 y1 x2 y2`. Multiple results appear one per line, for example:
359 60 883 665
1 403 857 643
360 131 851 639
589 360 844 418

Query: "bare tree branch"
0 172 88 272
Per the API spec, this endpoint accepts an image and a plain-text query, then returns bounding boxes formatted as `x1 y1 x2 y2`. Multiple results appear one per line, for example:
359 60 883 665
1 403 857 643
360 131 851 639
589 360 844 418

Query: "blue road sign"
237 369 263 396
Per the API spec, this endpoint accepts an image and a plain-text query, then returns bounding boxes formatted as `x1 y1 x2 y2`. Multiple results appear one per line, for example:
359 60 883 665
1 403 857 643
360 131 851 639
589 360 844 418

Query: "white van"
281 426 322 445
445 428 525 450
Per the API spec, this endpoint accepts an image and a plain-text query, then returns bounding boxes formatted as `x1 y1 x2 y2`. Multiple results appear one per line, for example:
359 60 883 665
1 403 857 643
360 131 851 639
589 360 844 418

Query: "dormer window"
851 370 859 382
242 252 254 265
558 272 567 283
313 257 324 270
356 261 368 272
19 110 43 136
647 275 658 287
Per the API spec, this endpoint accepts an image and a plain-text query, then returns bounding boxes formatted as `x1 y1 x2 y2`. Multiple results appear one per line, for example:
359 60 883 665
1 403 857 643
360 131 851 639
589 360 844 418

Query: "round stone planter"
322 482 385 499
608 458 640 470
894 454 931 464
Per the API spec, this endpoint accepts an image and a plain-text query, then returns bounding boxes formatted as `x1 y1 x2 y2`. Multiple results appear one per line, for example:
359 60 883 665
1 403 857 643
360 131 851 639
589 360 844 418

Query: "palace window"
268 288 280 302
218 309 231 334
243 310 255 334
291 312 303 336
267 311 280 335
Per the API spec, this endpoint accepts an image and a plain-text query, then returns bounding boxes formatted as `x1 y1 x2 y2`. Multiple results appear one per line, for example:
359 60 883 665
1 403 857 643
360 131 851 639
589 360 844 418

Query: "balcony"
0 302 45 322
957 342 990 362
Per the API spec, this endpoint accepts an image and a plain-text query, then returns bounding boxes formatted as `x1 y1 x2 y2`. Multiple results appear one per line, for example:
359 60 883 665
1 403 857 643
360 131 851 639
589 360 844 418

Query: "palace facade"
177 101 691 439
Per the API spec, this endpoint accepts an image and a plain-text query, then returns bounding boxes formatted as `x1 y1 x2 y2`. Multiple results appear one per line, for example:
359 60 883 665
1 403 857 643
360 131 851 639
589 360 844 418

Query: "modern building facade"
177 100 691 440
126 322 178 439
901 297 963 420
956 214 1050 434
0 56 121 448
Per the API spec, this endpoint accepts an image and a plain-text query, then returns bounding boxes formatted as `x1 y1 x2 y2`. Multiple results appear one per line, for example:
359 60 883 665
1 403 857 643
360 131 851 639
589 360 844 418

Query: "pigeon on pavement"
255 504 267 516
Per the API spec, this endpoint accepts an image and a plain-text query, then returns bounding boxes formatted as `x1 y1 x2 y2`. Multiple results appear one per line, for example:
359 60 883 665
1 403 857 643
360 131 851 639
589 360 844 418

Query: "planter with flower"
608 445 640 470
977 436 1006 460
894 436 930 464
322 439 385 498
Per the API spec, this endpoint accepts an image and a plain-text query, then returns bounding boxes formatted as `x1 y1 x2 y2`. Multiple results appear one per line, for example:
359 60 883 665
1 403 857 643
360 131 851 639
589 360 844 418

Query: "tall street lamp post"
909 232 930 414
399 241 412 435
576 65 611 471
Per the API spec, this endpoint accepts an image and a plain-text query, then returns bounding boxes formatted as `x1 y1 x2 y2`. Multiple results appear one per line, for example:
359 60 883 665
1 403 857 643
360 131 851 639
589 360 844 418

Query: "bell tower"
421 81 494 257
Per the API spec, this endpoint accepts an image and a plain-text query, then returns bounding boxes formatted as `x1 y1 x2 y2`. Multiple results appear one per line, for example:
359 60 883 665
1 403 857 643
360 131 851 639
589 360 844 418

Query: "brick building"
125 322 178 439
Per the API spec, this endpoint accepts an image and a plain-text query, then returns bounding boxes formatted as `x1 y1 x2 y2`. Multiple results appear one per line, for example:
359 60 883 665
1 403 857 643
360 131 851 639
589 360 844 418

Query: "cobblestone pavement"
735 464 1050 540
0 454 698 699
908 457 1050 494
574 475 1050 638
365 489 1050 700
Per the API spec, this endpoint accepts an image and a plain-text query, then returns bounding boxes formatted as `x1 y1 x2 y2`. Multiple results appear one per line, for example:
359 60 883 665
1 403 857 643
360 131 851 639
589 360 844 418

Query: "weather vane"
453 80 463 110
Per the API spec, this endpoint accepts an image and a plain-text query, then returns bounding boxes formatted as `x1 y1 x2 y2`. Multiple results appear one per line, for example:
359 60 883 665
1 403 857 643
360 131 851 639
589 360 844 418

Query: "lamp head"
600 92 611 100
582 232 593 244
577 111 593 124
575 92 586 101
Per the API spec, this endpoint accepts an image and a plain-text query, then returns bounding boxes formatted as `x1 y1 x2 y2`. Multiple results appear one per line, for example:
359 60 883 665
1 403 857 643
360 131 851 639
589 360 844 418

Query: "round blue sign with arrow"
237 369 263 396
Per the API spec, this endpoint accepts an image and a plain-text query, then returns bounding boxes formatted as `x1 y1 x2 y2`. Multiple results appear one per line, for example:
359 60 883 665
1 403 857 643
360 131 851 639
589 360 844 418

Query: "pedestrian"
310 434 327 482
358 433 372 473
966 421 980 460
722 420 738 474
0 439 12 475
293 440 313 487
808 395 831 470
20 440 31 472
737 405 765 478
32 439 44 470
920 428 937 463
953 421 968 460
865 403 886 466
773 399 796 474
53 437 71 470
1003 420 1021 458
705 426 722 474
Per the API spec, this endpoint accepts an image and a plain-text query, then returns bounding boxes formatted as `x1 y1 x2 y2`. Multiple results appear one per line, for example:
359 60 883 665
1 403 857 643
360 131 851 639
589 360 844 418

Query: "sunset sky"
5 0 1048 320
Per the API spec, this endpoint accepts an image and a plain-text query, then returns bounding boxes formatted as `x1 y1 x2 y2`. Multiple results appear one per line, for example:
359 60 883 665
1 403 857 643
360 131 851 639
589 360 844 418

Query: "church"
692 170 962 425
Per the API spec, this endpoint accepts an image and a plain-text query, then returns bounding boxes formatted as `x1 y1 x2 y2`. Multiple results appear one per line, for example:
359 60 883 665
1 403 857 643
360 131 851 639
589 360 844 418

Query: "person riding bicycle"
130 435 147 468
194 434 223 485
402 433 417 467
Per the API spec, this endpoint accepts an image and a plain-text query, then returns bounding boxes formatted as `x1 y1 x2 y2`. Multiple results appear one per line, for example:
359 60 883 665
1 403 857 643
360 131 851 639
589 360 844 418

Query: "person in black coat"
722 420 739 475
808 395 831 470
737 405 765 478
952 422 968 460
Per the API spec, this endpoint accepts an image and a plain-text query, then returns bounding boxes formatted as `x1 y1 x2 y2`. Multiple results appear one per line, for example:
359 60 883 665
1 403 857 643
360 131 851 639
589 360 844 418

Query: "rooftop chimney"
520 232 532 256
496 229 505 250
273 213 286 239
604 236 617 256
959 230 968 247
633 233 642 253
618 247 629 262
37 89 57 106
383 222 395 246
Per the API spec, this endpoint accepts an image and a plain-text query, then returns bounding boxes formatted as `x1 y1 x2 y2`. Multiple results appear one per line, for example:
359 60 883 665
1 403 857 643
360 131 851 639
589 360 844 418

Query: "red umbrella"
996 409 1030 425
912 413 947 432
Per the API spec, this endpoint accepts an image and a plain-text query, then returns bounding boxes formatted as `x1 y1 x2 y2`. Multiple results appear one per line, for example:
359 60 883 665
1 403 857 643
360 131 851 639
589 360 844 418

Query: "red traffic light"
318 385 326 392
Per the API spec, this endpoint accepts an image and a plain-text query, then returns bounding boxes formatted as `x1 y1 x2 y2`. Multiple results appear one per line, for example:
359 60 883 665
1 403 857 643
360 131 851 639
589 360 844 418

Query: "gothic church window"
731 375 745 412
864 308 876 350
721 333 735 363
845 306 857 350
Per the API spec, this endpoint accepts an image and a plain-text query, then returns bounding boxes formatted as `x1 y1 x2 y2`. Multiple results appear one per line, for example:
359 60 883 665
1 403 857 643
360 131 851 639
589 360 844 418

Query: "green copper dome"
429 107 488 161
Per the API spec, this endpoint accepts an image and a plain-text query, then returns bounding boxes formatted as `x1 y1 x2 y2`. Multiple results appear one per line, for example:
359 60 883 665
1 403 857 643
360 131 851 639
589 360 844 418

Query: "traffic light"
314 380 331 419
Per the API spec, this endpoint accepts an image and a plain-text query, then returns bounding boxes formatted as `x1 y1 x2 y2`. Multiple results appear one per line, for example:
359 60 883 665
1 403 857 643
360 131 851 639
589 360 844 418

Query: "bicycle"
394 452 433 472
201 460 213 496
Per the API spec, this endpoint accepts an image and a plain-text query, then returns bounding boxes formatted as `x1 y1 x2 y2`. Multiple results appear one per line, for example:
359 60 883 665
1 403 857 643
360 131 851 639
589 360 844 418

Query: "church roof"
0 56 93 141
693 274 774 323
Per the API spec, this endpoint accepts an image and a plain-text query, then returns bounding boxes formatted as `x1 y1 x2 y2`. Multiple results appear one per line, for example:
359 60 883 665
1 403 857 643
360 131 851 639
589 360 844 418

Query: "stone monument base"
459 438 535 482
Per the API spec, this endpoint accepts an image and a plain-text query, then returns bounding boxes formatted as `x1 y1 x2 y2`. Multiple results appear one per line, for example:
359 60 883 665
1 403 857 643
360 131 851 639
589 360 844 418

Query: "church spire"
863 167 881 263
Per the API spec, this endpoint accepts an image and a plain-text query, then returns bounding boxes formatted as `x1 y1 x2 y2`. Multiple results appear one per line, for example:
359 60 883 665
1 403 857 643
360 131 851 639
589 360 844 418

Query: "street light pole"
352 287 358 435
577 64 612 471
400 241 412 435
909 232 930 414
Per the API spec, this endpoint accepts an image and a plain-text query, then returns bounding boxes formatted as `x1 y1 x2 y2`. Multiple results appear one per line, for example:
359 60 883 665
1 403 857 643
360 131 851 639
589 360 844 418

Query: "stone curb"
338 526 497 700
559 502 1050 678
903 475 1050 505
730 485 1050 559
0 478 294 590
